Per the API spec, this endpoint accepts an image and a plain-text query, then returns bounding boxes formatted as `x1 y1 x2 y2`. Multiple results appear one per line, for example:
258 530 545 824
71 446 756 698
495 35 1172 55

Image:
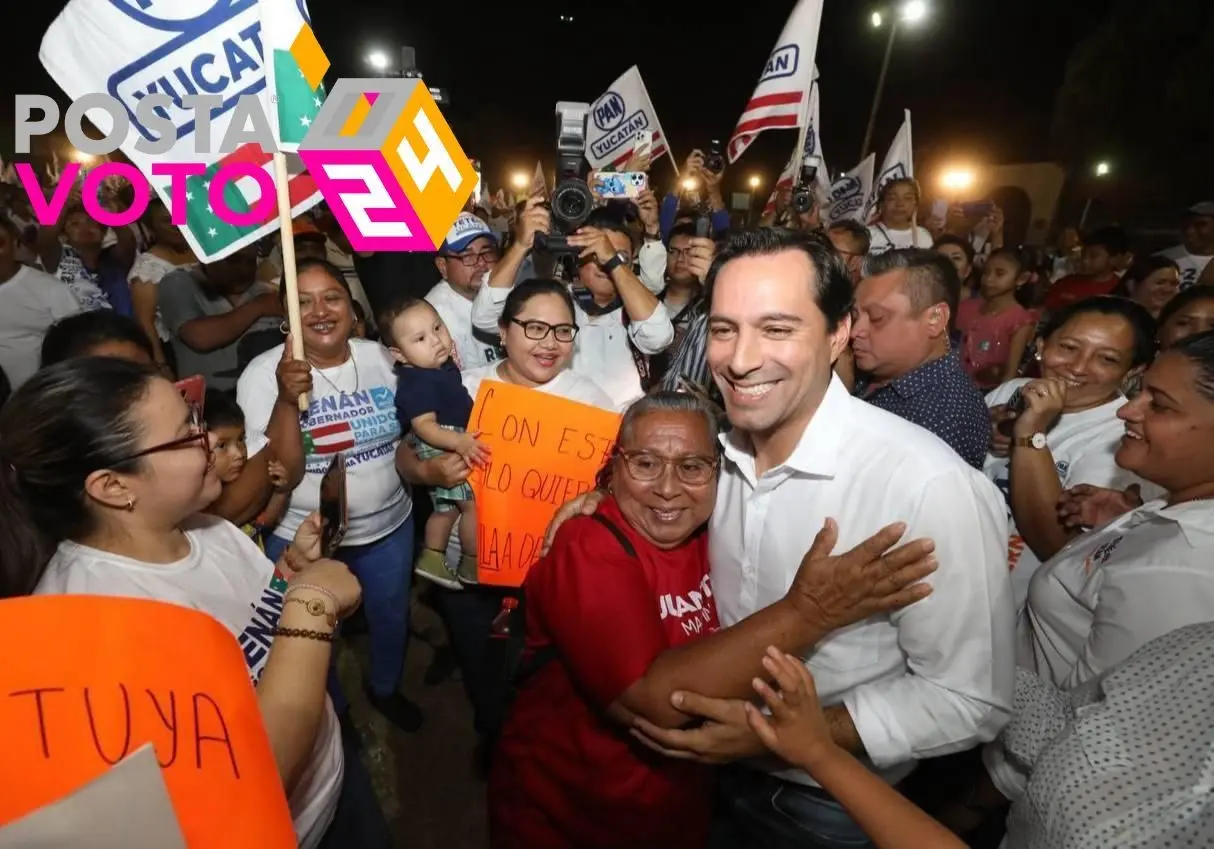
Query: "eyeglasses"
510 318 578 343
450 248 499 267
116 404 210 464
617 450 719 485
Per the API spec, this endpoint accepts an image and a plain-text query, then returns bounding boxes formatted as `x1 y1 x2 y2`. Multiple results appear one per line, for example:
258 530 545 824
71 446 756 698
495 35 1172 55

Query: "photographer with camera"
660 149 732 239
473 202 674 409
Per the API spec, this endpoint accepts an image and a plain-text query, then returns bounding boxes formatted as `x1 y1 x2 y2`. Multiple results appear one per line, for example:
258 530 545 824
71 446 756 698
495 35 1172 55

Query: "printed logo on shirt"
1007 534 1026 570
237 568 289 682
57 247 112 311
1083 535 1124 574
658 573 716 637
303 385 400 474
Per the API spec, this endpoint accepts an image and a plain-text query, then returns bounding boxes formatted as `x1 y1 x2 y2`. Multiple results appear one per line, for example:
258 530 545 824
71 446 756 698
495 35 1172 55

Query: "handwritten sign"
469 381 622 586
0 595 295 848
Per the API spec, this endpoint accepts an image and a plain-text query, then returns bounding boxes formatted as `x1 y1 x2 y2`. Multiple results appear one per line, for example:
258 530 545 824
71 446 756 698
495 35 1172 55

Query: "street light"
748 175 762 190
1095 161 1111 177
940 167 975 194
682 178 699 192
510 172 528 190
861 2 930 160
1080 161 1113 228
366 50 389 73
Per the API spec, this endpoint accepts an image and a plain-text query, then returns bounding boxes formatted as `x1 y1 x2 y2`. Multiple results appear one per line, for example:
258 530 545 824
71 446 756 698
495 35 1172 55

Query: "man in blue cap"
426 212 504 370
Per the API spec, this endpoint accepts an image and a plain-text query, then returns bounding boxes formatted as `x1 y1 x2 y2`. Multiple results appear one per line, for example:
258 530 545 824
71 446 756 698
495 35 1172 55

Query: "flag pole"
272 152 308 412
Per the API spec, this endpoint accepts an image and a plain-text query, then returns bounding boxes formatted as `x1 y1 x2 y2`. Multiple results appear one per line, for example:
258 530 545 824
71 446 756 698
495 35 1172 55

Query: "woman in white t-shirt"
971 330 1214 822
985 297 1157 607
867 178 933 255
238 258 424 732
397 279 612 735
0 357 357 849
128 200 197 371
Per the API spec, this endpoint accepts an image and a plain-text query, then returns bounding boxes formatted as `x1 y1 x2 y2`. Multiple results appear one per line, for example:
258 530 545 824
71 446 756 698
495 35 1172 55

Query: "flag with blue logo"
39 0 324 262
825 154 875 226
866 110 914 222
259 0 327 151
584 66 672 171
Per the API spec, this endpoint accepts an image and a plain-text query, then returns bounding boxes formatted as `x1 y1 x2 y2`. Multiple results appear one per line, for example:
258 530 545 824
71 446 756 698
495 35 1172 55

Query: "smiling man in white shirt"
425 213 505 371
639 228 1015 849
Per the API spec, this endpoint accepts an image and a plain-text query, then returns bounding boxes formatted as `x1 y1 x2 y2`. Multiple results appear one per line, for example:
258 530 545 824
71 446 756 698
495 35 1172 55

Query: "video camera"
534 101 595 257
790 153 821 216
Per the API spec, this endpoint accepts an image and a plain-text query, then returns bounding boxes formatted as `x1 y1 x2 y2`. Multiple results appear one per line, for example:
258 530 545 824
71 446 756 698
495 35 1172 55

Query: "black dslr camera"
790 154 821 215
703 138 725 175
534 101 595 257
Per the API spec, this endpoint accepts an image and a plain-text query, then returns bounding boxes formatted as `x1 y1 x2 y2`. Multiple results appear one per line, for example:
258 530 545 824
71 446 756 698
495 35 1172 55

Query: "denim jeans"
710 767 875 849
266 516 415 709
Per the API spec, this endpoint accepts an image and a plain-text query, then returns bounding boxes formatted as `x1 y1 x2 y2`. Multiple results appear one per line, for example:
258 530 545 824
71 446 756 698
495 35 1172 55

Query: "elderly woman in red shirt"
488 391 939 849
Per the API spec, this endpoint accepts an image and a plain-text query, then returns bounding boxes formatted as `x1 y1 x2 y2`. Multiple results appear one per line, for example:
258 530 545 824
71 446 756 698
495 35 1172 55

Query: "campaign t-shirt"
238 339 411 546
426 279 503 371
0 265 83 387
34 515 343 849
1158 244 1213 291
490 497 718 849
984 378 1140 608
867 223 934 254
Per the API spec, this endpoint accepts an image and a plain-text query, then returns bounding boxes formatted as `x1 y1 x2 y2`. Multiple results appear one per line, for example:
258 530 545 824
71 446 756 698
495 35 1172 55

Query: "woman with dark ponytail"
0 357 360 848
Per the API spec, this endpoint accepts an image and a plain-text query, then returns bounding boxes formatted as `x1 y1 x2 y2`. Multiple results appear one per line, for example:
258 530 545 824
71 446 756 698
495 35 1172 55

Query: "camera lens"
550 179 595 231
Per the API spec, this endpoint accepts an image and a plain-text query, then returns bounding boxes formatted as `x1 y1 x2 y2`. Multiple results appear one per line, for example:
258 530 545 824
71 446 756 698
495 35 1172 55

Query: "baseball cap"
440 212 498 254
1188 202 1214 218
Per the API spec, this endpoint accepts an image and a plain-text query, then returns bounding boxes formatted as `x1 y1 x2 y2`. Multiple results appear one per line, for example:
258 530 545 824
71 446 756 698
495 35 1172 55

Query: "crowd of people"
0 148 1212 849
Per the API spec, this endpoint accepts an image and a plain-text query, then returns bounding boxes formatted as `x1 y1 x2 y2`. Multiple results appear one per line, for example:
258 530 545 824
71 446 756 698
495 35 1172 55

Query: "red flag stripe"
731 114 800 136
741 91 804 111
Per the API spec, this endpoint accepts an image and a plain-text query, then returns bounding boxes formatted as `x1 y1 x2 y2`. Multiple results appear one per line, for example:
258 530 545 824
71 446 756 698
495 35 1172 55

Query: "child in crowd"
203 389 290 547
382 298 489 590
956 248 1038 389
1043 226 1131 308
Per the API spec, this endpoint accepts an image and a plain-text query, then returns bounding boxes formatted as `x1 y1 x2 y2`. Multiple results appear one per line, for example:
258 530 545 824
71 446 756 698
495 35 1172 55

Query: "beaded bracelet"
272 626 336 643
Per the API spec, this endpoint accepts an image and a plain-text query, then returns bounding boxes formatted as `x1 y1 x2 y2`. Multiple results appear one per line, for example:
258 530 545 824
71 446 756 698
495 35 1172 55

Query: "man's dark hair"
583 205 631 237
827 219 871 255
1083 226 1130 256
932 233 975 264
862 248 961 319
667 222 698 242
40 311 156 367
705 228 854 331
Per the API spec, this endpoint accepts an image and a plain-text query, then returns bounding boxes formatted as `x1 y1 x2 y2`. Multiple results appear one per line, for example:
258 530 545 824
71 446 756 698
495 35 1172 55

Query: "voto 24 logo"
19 7 475 256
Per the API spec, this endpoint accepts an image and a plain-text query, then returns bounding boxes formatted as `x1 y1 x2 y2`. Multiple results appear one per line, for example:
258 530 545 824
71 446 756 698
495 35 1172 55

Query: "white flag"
727 0 824 164
585 66 672 170
867 110 914 222
825 154 875 226
38 0 323 262
762 73 830 216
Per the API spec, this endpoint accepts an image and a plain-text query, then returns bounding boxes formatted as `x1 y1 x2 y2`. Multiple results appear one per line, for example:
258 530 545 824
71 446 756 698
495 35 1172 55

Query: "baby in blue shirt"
384 298 489 589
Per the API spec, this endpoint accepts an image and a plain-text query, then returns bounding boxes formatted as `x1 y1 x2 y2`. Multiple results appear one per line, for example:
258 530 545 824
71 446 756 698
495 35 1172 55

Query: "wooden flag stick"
272 152 308 412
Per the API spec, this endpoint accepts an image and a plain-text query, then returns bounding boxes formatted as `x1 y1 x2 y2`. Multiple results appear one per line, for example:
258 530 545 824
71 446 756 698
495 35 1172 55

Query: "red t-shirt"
488 497 719 849
1043 274 1119 309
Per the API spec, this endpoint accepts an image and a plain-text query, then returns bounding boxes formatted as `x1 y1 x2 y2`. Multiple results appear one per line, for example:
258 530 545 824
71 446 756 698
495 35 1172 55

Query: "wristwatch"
1013 432 1048 450
601 251 629 274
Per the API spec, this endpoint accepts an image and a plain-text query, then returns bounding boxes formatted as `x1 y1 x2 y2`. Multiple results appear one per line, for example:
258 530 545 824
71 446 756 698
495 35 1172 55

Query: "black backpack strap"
588 512 637 558
512 514 637 688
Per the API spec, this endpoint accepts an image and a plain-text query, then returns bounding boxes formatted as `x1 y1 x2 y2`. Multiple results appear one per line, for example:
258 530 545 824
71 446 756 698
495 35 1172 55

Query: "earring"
280 320 289 335
125 497 136 512
1035 350 1043 362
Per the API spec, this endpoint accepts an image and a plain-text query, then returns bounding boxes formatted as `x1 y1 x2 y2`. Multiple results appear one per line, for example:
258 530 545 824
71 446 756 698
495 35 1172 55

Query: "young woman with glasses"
0 357 360 848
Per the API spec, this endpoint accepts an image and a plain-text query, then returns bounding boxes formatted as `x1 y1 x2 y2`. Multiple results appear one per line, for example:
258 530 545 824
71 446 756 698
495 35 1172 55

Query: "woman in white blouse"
984 297 1157 607
127 200 197 371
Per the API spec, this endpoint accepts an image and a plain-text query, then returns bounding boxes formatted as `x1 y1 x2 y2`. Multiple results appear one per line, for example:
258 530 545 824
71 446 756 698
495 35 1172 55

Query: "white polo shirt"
711 374 1016 785
1018 497 1214 690
426 279 503 371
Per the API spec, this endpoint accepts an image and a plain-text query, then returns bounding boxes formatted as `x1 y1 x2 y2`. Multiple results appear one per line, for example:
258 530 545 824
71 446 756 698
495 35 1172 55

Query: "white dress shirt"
471 283 674 409
426 280 503 371
711 375 1016 785
1018 497 1214 689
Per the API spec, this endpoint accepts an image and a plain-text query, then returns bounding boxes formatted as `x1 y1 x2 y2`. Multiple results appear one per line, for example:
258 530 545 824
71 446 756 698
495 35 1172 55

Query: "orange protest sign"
470 380 622 586
0 595 295 848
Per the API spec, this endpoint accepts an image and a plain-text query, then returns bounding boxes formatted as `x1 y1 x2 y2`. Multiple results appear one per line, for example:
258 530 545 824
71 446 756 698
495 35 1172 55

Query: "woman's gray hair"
618 391 722 450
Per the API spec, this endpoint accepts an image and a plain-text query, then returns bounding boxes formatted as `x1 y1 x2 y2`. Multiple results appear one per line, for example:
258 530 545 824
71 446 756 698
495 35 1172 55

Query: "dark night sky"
7 0 1116 198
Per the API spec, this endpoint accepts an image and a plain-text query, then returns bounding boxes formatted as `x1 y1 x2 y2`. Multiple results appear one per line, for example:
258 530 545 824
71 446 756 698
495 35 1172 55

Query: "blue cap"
440 212 498 254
